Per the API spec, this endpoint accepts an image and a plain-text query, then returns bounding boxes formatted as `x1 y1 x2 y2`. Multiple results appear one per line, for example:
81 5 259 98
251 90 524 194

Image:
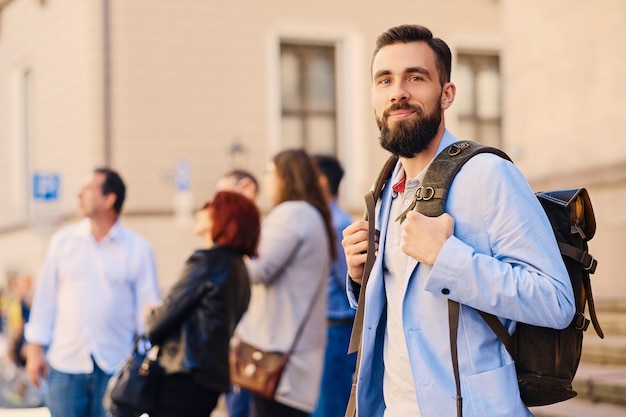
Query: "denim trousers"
45 358 111 417
226 385 251 417
311 322 357 417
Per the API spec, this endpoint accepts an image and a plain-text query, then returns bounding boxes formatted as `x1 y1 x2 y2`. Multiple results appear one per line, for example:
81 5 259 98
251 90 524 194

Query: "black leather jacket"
145 246 250 392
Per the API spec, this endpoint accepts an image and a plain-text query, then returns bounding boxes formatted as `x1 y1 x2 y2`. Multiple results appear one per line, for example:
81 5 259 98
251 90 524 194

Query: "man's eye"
410 76 422 82
379 79 390 85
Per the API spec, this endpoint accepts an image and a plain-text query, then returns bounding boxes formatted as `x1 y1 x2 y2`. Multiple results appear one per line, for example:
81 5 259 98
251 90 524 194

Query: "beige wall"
0 0 104 225
100 0 501 287
502 0 626 180
0 0 104 280
107 0 502 215
3 0 623 300
501 0 626 300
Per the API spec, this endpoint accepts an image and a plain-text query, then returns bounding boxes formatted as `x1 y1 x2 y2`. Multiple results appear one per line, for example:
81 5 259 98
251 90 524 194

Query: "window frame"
454 50 502 148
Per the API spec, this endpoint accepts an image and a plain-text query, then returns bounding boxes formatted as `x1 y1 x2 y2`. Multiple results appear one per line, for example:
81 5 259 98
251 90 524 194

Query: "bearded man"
341 24 574 417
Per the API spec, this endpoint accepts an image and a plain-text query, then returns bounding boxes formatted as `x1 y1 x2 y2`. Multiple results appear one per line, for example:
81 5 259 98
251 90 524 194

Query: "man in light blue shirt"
342 25 575 416
24 168 160 417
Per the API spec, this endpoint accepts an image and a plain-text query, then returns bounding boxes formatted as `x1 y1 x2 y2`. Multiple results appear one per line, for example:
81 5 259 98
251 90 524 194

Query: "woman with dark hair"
142 191 261 417
235 148 336 417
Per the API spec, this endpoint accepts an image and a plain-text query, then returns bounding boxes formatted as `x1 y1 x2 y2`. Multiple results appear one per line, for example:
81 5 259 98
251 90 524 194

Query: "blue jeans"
45 359 112 417
311 322 357 417
226 385 251 417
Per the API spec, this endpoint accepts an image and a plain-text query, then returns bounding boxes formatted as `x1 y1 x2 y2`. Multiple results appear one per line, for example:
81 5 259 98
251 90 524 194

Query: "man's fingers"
26 367 41 388
401 212 454 264
342 220 368 239
343 236 369 255
347 252 368 269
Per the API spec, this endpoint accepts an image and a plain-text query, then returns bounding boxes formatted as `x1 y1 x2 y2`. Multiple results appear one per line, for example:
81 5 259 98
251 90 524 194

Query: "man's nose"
390 83 409 103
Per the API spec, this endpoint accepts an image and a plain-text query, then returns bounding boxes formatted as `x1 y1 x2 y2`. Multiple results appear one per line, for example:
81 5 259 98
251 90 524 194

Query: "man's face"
194 203 213 237
78 172 109 218
216 175 258 200
371 41 446 157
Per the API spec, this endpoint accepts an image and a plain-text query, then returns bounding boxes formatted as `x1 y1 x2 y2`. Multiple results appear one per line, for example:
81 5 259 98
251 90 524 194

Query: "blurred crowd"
1 149 354 417
0 273 43 408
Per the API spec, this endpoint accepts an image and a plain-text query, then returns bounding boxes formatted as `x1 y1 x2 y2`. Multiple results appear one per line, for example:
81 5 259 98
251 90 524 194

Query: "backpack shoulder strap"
421 141 511 417
345 154 398 417
348 154 398 355
370 154 399 213
416 141 511 217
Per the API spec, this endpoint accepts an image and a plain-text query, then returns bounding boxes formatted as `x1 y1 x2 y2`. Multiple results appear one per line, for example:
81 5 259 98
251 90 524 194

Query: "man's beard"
377 100 442 158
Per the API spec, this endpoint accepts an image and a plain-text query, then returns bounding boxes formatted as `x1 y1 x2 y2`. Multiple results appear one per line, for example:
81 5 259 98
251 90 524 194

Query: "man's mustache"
383 103 422 120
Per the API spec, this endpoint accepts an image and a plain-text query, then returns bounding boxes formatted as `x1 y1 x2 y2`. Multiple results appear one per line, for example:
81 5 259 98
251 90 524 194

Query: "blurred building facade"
0 0 624 299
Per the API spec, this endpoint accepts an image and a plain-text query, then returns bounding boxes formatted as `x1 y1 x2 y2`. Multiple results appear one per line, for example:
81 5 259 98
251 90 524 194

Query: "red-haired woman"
142 191 261 417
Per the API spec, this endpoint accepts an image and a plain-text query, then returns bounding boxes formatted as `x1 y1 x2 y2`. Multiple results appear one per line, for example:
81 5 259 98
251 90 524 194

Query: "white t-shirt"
382 175 422 417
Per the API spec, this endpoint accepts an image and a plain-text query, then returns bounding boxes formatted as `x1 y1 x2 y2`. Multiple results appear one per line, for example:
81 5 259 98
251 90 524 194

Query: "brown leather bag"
229 340 288 399
229 269 326 399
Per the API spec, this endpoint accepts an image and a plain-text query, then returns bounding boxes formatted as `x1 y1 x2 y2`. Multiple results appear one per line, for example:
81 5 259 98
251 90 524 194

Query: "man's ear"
318 174 329 192
441 82 456 110
235 178 252 198
103 193 117 211
237 177 252 190
318 175 332 202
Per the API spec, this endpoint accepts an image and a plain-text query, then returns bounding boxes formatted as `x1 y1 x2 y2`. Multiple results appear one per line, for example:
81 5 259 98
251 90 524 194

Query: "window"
280 43 337 155
0 68 31 228
15 69 31 223
21 69 31 196
455 53 501 147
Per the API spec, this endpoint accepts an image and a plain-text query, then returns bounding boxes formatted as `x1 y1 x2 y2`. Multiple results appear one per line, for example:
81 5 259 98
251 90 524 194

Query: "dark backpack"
345 140 604 417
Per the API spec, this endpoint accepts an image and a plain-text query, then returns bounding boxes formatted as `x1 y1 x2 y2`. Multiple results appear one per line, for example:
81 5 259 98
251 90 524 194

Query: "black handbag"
104 335 164 415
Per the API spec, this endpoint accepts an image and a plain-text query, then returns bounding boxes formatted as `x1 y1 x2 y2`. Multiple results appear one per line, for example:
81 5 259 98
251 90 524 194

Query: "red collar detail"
392 176 406 193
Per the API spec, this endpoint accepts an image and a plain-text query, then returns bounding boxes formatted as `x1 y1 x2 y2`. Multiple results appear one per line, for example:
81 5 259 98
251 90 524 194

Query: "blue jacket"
348 131 575 417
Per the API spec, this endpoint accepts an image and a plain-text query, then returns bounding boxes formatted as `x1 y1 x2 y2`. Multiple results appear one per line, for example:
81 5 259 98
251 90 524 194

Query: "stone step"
530 362 626 417
582 335 626 366
596 310 626 336
530 397 626 417
572 362 626 405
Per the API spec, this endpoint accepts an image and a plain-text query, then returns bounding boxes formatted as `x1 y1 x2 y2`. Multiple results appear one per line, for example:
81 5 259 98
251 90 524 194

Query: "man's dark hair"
94 167 126 214
223 169 259 192
373 24 452 86
313 155 344 197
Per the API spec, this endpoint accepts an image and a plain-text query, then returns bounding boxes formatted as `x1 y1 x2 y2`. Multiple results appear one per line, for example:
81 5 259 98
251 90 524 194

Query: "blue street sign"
32 172 60 201
174 159 191 191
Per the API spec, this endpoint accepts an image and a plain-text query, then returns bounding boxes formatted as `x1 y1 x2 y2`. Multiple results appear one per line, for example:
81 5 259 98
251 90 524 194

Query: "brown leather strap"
448 300 463 417
478 311 512 345
557 241 602 337
348 155 398 355
344 348 360 417
427 142 511 417
558 242 598 274
348 191 378 354
416 142 510 216
582 271 604 338
345 156 397 417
